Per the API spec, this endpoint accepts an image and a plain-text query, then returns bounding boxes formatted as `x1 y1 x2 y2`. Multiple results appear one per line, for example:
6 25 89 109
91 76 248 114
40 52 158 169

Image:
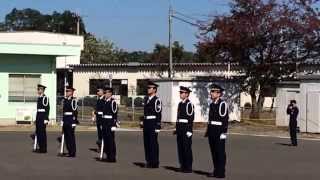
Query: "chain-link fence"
56 96 145 126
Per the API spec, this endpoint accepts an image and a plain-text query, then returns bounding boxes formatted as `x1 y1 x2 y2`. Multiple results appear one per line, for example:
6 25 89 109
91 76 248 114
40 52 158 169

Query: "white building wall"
299 83 320 133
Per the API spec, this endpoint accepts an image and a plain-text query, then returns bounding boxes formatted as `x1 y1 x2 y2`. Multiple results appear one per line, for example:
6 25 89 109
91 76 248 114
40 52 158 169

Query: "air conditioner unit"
16 108 35 124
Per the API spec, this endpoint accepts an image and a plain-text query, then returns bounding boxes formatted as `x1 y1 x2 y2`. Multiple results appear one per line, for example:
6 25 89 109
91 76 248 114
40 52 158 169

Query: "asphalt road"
0 131 319 180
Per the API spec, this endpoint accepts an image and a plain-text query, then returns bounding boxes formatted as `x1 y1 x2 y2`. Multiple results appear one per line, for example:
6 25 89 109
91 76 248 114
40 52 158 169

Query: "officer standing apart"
286 100 299 146
174 86 194 173
141 81 162 168
206 84 228 178
61 86 79 157
92 86 104 149
101 87 119 162
34 84 50 153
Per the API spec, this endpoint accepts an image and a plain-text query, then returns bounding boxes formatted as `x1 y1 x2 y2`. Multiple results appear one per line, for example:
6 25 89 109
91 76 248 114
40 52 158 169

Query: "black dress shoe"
67 154 76 158
182 169 192 173
30 134 35 140
146 164 159 168
106 159 117 163
214 174 226 178
39 150 47 153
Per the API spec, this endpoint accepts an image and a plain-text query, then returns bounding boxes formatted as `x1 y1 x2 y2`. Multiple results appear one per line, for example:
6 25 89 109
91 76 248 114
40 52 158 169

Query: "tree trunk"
250 93 260 119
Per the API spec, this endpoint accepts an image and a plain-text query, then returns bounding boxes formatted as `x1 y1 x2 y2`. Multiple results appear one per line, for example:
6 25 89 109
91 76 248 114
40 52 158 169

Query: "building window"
89 79 128 96
9 74 41 102
137 79 149 96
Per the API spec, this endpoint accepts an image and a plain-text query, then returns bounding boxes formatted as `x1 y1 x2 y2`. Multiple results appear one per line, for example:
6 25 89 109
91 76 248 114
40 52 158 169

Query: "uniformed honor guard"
100 86 119 162
60 86 79 157
140 81 162 168
286 100 299 146
92 86 104 149
174 86 194 173
205 84 228 178
33 84 50 153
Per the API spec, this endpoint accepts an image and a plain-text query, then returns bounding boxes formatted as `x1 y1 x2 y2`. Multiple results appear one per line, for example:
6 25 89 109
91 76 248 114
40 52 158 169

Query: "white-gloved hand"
111 127 117 131
92 116 95 122
60 121 64 127
155 129 160 133
72 124 77 128
44 120 49 125
186 131 193 138
220 133 227 140
116 121 120 128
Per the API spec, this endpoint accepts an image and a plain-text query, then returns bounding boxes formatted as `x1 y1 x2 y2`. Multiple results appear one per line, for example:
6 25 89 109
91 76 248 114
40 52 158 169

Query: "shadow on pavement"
163 166 181 172
274 142 293 146
193 170 211 176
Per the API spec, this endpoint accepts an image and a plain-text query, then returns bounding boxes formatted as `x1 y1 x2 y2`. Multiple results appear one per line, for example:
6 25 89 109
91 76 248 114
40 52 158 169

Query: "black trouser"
96 117 103 142
289 120 297 145
143 127 159 166
102 121 116 161
208 133 226 177
177 131 193 170
63 125 76 156
35 120 47 152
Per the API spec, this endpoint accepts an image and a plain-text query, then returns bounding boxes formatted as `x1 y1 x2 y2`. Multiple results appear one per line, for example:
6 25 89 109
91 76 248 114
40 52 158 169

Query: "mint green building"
0 32 83 125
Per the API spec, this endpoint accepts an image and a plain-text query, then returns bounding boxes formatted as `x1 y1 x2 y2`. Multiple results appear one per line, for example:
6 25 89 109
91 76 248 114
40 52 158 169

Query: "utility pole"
76 15 80 35
168 5 173 79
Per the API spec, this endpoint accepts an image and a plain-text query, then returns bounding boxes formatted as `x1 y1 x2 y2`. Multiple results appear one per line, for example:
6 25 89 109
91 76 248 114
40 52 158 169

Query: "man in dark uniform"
140 81 162 168
92 86 105 150
101 86 119 162
287 100 299 146
33 84 50 153
205 84 228 178
61 86 79 157
174 86 194 173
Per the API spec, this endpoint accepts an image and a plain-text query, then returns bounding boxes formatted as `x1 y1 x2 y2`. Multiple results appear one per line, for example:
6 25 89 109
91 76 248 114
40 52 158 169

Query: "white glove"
186 132 193 137
220 133 227 140
44 120 49 125
60 121 64 127
72 124 77 128
116 121 120 128
155 129 161 133
92 116 95 122
111 127 117 131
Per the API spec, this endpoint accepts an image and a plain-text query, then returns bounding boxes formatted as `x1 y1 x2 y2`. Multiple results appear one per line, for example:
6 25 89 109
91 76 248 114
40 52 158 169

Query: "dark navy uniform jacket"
287 105 299 121
143 96 162 130
36 95 50 122
102 97 118 127
62 97 78 125
95 97 105 120
208 99 228 135
176 99 194 133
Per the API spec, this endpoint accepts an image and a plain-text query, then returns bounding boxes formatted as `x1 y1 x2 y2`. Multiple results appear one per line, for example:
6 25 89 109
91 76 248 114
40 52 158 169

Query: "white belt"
64 112 73 115
145 116 156 120
37 109 45 112
210 121 222 126
103 115 113 119
97 112 103 115
178 119 188 123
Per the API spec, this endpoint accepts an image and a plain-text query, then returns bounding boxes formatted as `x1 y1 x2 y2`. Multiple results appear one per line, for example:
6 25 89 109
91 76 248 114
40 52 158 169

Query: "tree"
1 8 86 35
81 33 118 64
197 0 320 117
151 41 195 63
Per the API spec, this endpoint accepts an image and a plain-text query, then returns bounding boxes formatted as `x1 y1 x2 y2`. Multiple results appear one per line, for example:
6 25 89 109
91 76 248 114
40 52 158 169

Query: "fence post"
132 96 135 121
81 98 84 122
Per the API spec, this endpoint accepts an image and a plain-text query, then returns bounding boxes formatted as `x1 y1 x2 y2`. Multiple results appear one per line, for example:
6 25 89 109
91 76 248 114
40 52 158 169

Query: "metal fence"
56 96 144 126
56 96 277 126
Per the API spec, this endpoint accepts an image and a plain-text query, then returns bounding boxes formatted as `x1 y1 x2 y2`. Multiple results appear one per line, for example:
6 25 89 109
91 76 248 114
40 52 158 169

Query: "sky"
0 0 231 52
